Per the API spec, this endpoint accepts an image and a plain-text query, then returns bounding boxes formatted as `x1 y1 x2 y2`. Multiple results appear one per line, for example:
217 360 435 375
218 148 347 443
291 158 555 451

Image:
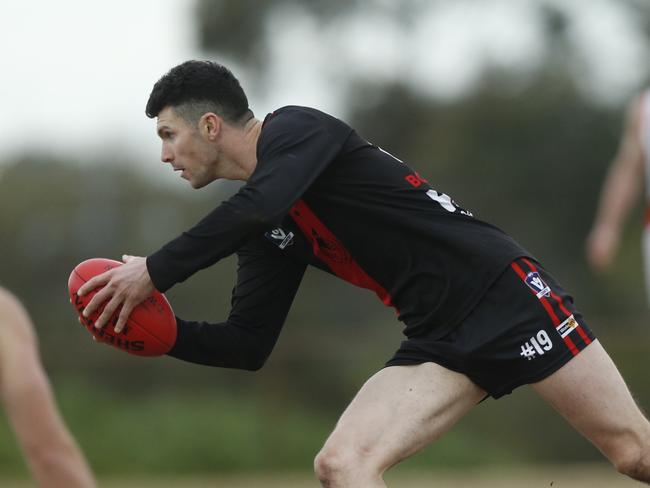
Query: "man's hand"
77 255 155 333
585 224 619 273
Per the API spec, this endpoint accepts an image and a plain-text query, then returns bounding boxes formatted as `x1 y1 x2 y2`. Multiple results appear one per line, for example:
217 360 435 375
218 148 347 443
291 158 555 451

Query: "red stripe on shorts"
521 258 592 347
563 336 579 356
510 261 561 325
575 325 592 345
511 260 579 356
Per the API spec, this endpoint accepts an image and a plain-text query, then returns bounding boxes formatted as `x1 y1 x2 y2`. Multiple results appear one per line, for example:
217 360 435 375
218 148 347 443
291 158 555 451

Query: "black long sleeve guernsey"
146 106 530 369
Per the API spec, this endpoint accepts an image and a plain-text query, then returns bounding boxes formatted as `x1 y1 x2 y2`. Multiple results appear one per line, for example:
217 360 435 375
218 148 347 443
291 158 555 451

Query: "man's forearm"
3 347 95 488
167 317 283 371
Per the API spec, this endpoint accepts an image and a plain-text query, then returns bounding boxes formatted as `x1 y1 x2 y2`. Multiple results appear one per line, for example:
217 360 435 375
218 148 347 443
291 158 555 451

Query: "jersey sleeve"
147 107 351 292
166 239 307 369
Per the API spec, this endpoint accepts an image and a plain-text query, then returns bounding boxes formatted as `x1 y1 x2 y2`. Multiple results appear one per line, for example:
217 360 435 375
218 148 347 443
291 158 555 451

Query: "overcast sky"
254 0 649 110
1 0 648 178
0 0 197 168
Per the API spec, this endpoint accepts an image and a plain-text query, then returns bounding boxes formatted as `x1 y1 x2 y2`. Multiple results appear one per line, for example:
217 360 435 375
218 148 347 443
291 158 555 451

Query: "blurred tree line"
198 0 650 315
1 0 650 477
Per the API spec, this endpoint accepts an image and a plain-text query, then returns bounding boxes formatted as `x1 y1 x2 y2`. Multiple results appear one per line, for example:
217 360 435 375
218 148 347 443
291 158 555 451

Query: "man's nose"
161 146 173 163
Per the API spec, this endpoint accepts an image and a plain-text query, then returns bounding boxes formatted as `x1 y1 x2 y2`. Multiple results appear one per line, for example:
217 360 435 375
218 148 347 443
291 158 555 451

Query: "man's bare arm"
586 95 646 271
0 288 96 488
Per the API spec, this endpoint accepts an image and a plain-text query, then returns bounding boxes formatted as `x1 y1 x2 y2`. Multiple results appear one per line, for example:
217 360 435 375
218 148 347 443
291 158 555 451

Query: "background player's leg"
533 340 650 483
313 362 486 488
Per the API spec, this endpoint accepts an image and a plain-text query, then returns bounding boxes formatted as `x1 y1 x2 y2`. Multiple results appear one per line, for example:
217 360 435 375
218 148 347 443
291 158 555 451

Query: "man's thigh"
532 339 650 458
320 362 486 472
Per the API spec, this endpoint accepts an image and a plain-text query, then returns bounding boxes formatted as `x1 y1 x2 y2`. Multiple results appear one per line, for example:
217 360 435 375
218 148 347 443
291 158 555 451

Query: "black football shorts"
386 257 595 398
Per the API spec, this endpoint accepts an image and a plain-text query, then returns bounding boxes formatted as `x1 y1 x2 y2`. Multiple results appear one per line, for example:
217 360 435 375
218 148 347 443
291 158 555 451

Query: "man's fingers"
78 271 111 297
81 285 112 319
75 256 151 334
114 302 135 334
93 295 122 330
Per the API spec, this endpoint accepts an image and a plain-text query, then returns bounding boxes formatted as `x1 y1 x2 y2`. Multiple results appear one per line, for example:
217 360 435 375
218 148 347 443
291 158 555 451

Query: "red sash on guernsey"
289 199 395 309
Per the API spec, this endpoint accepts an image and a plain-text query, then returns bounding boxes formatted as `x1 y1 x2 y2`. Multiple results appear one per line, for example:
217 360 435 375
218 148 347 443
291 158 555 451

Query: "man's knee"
607 430 650 482
314 443 381 486
314 446 350 484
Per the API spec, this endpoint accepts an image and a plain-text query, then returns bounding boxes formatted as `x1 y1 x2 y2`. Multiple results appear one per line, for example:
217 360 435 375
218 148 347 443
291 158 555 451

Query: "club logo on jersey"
525 271 551 298
556 314 578 338
265 227 294 250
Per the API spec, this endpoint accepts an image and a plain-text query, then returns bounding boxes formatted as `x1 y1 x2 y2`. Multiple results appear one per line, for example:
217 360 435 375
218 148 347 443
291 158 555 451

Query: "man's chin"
189 178 213 190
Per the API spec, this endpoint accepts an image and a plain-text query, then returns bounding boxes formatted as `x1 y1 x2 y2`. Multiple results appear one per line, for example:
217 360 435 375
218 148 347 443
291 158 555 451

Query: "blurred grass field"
1 331 648 485
0 465 646 487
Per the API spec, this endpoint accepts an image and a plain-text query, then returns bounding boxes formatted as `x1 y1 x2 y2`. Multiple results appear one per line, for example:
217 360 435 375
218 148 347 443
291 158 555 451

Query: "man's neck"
236 117 263 181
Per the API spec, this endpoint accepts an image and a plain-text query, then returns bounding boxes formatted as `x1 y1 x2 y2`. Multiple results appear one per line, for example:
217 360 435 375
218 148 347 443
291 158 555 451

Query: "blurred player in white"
587 89 650 304
0 287 96 487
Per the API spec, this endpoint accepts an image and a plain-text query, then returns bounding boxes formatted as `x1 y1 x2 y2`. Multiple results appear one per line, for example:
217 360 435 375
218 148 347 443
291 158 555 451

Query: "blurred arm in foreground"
0 287 96 488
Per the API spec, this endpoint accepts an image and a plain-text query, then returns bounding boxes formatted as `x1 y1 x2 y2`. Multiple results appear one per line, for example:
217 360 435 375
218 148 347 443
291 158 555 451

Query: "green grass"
49 381 333 475
3 328 647 477
0 374 615 477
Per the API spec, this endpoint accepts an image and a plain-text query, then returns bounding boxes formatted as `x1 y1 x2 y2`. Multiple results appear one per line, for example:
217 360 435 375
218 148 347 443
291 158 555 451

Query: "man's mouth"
172 166 187 178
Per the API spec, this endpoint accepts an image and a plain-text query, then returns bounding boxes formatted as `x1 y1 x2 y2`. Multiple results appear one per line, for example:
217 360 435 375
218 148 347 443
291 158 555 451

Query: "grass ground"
0 464 645 487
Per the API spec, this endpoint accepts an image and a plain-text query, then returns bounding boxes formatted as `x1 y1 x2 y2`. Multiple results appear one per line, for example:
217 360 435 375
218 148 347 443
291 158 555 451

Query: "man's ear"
200 112 221 140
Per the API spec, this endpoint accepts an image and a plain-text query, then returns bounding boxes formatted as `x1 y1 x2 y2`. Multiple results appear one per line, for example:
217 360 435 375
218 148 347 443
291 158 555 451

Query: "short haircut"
145 60 253 126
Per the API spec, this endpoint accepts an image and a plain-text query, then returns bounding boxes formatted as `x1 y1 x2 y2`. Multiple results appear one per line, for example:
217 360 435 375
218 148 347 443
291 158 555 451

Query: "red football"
68 258 177 357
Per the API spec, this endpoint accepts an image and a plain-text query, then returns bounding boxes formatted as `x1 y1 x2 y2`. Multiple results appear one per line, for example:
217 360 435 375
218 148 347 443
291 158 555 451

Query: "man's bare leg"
314 362 485 487
533 340 650 483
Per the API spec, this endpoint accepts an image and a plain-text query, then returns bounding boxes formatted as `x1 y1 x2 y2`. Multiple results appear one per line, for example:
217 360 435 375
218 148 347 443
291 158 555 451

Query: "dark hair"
145 60 253 125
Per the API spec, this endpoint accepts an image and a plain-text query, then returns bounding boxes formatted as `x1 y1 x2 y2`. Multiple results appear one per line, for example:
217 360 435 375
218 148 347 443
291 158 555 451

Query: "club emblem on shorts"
524 271 551 299
556 314 578 338
265 227 295 249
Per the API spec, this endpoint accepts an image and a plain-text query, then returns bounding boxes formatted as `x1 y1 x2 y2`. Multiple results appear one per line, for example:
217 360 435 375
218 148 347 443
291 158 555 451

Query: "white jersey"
641 90 650 199
637 90 650 305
